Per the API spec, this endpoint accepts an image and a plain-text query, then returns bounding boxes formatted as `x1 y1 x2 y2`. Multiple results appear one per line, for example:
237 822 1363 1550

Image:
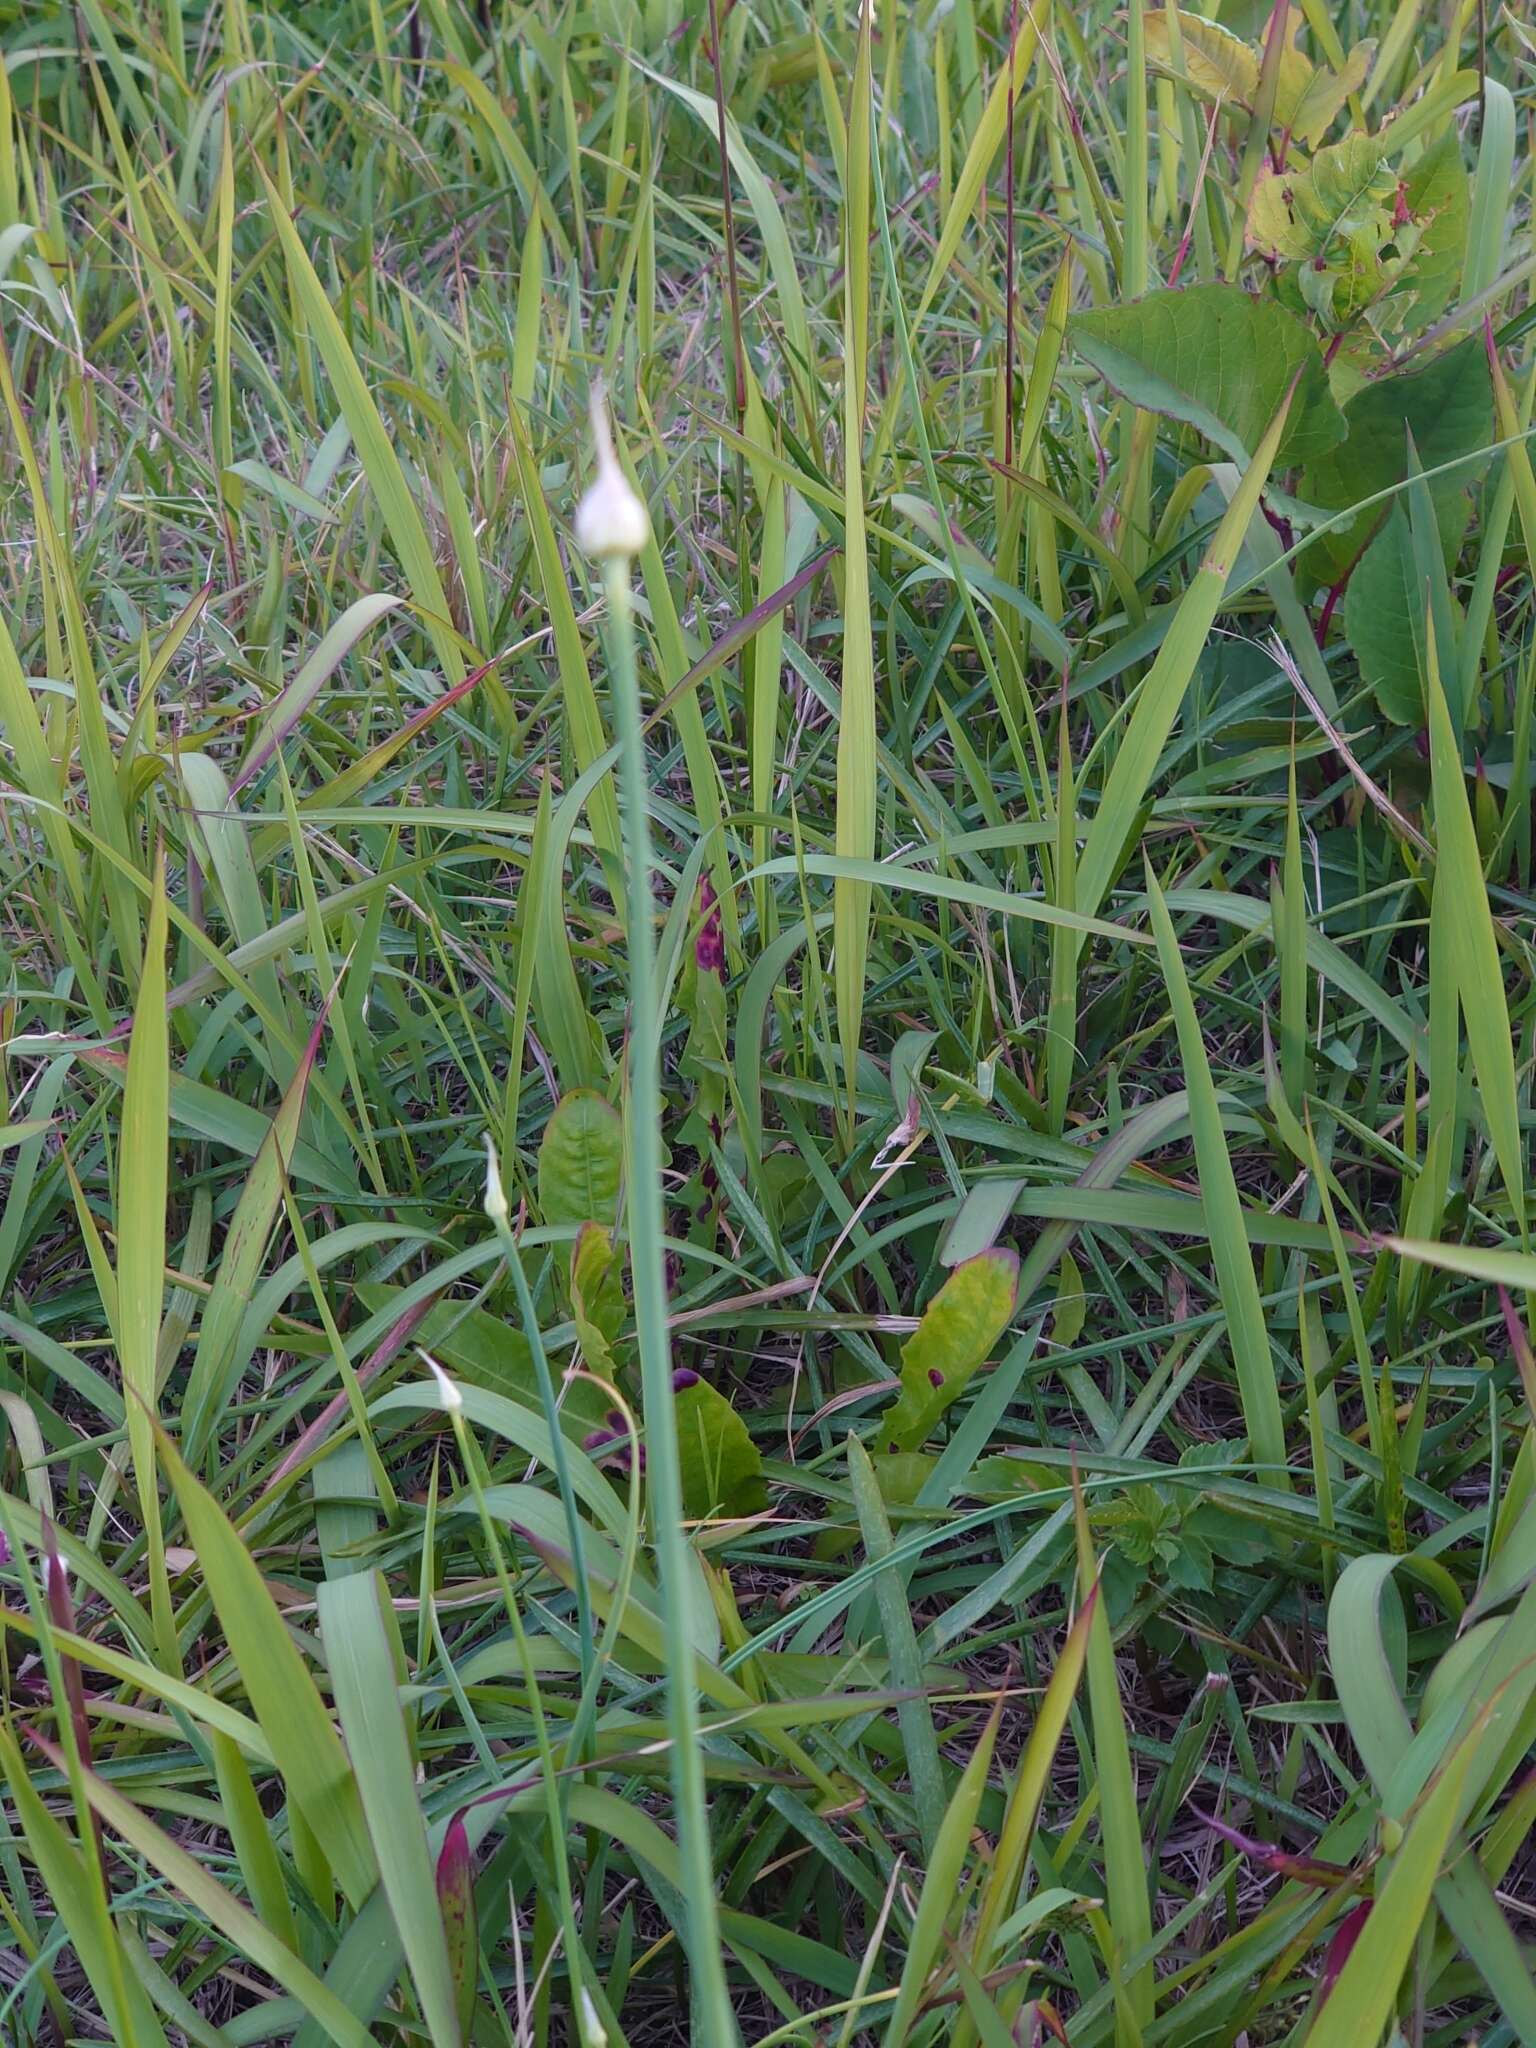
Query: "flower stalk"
581 387 737 2042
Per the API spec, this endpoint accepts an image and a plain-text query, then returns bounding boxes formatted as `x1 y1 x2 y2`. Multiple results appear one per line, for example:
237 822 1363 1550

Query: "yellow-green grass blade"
181 1005 331 1466
0 1727 170 2048
157 1430 378 1911
0 610 84 916
509 406 625 898
1423 613 1526 1241
1077 380 1296 925
1305 1736 1473 2048
833 5 876 1130
253 158 464 689
0 332 140 975
30 1732 379 2048
883 1700 1000 2043
956 1585 1096 2048
1075 1494 1153 2041
1146 866 1290 1488
120 851 178 1673
319 1571 461 2047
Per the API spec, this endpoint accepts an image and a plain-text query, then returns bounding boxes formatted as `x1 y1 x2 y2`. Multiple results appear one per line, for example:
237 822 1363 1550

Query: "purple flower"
695 878 725 977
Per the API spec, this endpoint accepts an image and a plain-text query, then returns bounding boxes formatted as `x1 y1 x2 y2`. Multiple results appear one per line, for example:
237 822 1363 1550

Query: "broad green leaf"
880 1250 1020 1453
537 1090 623 1227
674 1373 766 1519
1286 38 1373 146
1345 502 1429 723
1397 129 1470 333
1069 284 1343 468
1250 136 1393 260
1143 10 1259 104
571 1221 624 1376
1301 336 1491 581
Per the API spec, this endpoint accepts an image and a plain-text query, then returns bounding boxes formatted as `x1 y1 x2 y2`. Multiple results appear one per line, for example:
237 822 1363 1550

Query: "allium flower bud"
483 1133 510 1228
420 1350 464 1413
574 384 651 561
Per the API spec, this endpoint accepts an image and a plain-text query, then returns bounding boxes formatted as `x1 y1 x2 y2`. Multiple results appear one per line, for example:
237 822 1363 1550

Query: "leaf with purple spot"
880 1249 1020 1454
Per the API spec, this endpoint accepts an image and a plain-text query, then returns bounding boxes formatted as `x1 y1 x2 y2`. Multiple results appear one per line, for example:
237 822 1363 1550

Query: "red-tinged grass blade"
1316 1899 1371 2007
437 1812 478 2039
40 1518 92 1773
1196 1811 1353 1888
1306 1735 1473 2048
263 1293 439 1495
1497 1288 1536 1422
181 1002 331 1467
155 1427 378 1911
290 655 504 826
641 545 838 741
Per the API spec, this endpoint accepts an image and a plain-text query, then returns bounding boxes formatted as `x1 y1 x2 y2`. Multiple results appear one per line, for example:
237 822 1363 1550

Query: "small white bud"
483 1133 510 1228
419 1349 464 1414
573 382 650 561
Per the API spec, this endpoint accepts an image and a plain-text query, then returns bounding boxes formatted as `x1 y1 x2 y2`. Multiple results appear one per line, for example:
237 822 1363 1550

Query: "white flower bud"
483 1132 510 1228
574 383 651 561
419 1349 464 1413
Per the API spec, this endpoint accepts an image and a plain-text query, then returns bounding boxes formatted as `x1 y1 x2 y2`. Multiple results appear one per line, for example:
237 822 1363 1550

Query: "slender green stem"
487 1195 595 1685
602 554 738 2042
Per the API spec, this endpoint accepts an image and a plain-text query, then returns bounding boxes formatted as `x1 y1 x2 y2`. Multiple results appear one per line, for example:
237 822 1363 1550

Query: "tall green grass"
0 0 1532 2043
